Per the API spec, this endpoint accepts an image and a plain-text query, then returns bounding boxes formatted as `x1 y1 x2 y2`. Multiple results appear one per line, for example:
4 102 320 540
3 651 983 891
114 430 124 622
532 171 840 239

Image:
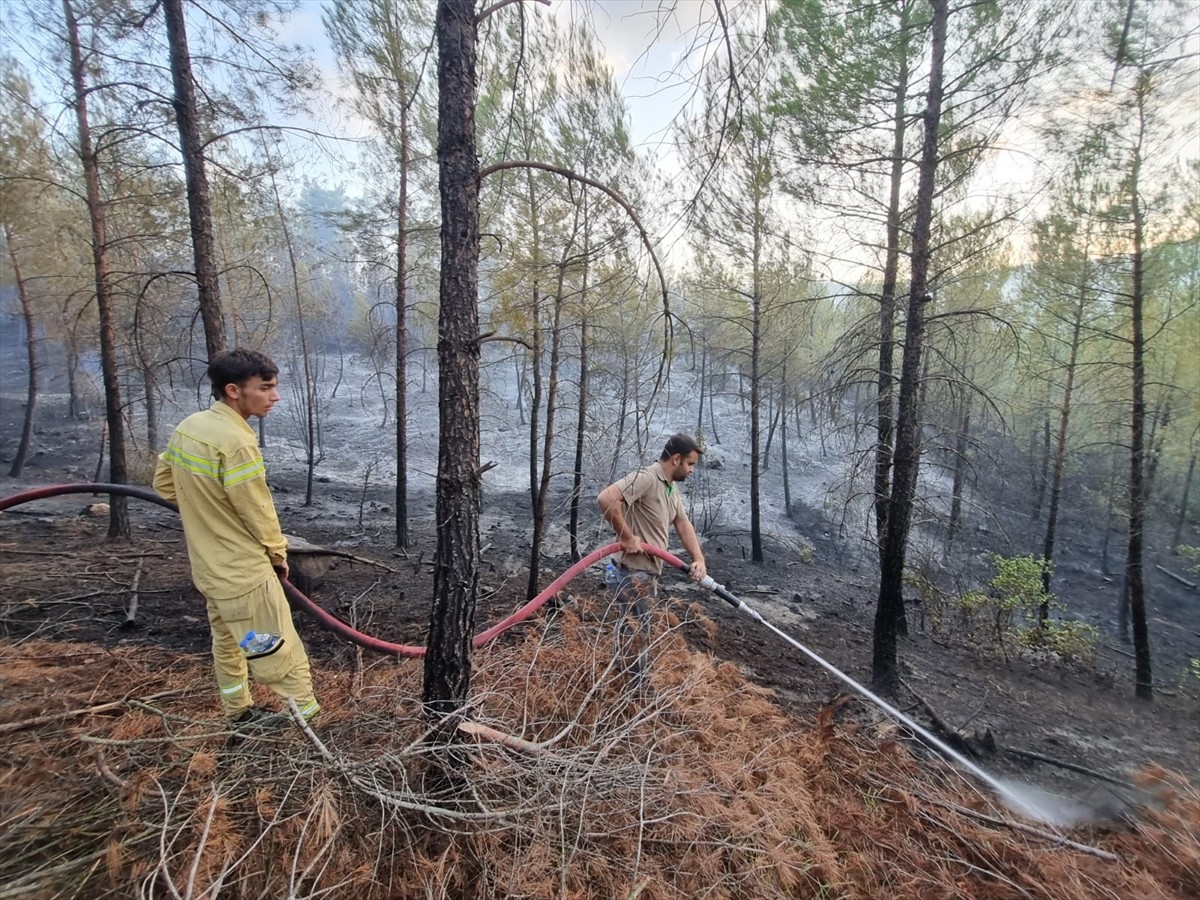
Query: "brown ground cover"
2 519 1198 898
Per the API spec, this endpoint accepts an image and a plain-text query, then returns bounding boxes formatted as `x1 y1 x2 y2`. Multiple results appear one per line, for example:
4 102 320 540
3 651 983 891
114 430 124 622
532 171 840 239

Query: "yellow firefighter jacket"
153 401 287 600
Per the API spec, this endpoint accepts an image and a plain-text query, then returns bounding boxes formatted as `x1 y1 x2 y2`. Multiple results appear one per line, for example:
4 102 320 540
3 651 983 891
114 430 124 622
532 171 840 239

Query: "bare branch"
476 0 550 25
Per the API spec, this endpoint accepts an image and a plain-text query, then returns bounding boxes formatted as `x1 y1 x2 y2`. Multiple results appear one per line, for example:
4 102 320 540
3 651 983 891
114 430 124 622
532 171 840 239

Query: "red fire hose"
0 482 689 657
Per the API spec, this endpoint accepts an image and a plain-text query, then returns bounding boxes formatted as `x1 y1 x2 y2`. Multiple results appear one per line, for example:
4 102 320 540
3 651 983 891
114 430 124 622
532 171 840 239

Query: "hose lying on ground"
0 482 685 657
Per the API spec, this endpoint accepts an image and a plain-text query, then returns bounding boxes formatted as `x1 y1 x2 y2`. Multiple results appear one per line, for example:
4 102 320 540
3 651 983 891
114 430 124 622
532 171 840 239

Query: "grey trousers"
605 562 659 685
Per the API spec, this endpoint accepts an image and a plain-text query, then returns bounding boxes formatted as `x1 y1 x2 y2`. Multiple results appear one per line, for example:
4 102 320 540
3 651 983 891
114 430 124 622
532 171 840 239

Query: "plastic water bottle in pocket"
605 560 619 590
240 630 284 657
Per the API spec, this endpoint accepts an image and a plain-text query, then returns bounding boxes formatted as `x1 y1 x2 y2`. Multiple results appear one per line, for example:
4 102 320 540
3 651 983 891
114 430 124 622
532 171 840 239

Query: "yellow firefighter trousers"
205 576 320 721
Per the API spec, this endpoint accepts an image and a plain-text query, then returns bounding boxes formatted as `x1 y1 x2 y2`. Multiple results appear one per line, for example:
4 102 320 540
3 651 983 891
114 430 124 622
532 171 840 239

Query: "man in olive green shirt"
598 433 709 685
154 349 319 727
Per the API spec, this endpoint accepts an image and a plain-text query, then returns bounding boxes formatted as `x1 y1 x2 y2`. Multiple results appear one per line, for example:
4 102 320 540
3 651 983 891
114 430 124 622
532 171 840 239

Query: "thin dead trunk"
65 328 81 419
749 200 764 564
708 355 721 444
763 386 781 472
5 223 38 477
526 169 543 534
610 350 629 481
1172 453 1195 551
568 316 589 562
781 375 792 519
267 164 319 506
1039 280 1087 623
1032 414 1051 521
946 391 970 551
514 354 526 426
144 365 159 455
568 194 591 562
1144 397 1170 508
528 227 576 600
1102 462 1118 578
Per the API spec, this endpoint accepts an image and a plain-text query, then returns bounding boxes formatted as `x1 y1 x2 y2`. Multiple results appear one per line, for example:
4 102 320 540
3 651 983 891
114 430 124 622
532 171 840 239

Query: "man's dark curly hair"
208 348 279 400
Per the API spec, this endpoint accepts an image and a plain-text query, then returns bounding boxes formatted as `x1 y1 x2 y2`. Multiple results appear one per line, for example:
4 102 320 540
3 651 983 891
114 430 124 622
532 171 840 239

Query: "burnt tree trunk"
1144 398 1170 509
526 170 544 539
763 386 780 472
528 237 572 601
423 0 481 718
64 0 129 539
144 365 159 454
267 165 319 506
749 200 764 564
163 0 226 359
708 354 721 445
1172 453 1195 551
395 100 411 548
5 223 38 478
946 390 970 550
1127 75 1152 699
568 315 589 561
1039 284 1086 623
781 374 792 519
568 196 591 562
872 0 946 696
1032 415 1051 521
873 0 912 548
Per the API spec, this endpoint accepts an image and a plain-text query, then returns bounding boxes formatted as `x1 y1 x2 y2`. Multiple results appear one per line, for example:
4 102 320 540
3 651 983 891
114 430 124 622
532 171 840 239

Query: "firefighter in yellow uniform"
154 348 319 727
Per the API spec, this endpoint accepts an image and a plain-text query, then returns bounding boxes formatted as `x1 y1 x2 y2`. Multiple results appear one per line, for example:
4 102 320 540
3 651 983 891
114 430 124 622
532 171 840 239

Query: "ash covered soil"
1 346 1198 819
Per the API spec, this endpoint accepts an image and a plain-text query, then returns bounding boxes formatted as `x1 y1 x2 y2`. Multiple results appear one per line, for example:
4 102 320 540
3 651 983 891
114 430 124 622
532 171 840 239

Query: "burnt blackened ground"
2 467 1197 821
1 334 1197 816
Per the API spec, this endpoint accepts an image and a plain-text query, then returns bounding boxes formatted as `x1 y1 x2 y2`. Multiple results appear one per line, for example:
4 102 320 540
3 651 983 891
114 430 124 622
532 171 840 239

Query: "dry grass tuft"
0 596 1196 899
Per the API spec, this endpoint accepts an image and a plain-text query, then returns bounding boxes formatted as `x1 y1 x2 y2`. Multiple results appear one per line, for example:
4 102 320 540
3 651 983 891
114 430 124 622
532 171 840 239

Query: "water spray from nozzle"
695 573 1084 827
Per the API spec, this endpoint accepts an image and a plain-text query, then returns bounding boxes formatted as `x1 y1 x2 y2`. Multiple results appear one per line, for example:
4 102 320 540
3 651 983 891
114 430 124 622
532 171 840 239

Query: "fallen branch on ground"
123 556 145 627
899 676 975 757
0 688 185 735
1155 565 1197 589
913 792 1119 861
996 744 1135 789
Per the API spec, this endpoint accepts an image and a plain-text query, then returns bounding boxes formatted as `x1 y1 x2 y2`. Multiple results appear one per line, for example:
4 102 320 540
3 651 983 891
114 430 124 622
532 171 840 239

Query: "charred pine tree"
4 223 37 478
1126 72 1153 700
162 0 226 359
63 0 130 540
396 97 411 548
528 229 574 601
872 0 947 696
1039 274 1087 623
568 313 589 561
873 0 914 548
946 389 970 551
1031 415 1050 521
422 0 481 719
1172 453 1195 551
568 196 591 562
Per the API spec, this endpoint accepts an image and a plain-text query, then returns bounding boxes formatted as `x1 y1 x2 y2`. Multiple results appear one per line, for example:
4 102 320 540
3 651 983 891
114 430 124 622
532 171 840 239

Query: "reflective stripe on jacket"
153 401 287 599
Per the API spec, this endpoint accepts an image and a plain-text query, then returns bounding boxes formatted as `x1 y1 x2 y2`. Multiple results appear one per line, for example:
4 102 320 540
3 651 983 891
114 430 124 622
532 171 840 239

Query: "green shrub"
956 553 1101 666
1017 619 1100 664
